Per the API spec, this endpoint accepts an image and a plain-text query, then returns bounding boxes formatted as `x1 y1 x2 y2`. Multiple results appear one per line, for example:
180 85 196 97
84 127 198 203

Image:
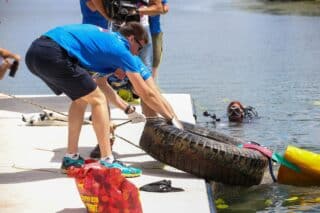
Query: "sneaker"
100 159 142 178
61 155 85 174
90 144 101 158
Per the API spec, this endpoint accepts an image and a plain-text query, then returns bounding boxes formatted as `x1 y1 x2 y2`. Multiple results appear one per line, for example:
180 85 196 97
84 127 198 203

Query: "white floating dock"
0 93 214 213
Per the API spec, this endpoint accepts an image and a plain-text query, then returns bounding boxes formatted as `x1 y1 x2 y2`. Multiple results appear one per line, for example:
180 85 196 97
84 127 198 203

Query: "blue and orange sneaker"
100 159 142 178
61 155 85 174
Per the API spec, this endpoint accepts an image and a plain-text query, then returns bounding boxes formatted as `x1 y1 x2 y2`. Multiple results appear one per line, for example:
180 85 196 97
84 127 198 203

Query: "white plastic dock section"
0 93 212 213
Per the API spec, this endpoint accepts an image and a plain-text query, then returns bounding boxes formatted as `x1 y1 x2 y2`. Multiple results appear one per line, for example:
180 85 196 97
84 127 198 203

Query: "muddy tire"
139 118 268 186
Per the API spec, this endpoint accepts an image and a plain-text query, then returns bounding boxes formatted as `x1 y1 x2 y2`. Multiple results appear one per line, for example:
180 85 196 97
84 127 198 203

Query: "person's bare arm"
91 0 113 21
96 75 146 123
127 72 174 120
0 48 20 61
96 76 128 111
145 77 178 119
138 0 165 16
86 0 97 11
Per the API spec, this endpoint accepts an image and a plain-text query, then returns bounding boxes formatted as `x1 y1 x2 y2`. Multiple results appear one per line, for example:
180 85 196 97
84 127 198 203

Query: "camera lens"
9 60 19 77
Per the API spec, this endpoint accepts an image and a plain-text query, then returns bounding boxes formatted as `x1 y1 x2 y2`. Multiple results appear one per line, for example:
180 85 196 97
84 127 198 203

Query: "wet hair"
119 22 148 44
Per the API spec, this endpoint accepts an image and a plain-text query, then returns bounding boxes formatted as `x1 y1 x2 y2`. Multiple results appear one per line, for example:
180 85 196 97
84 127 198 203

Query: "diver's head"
227 101 245 122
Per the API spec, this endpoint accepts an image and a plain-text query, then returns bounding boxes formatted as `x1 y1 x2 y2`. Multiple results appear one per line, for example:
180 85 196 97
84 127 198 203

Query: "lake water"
1 0 320 212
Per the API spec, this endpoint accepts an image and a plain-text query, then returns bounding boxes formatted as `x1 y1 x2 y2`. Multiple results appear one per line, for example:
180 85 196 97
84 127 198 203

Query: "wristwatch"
124 104 135 114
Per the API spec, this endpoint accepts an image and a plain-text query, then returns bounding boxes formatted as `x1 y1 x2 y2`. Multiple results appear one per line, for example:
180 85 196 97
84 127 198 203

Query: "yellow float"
277 145 320 186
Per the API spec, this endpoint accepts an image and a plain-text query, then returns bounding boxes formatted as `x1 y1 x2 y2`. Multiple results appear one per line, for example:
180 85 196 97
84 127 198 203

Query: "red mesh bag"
68 160 143 213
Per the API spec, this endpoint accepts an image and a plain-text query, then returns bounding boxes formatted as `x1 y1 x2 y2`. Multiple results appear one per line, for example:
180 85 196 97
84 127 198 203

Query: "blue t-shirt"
44 24 151 80
80 0 108 29
149 0 167 35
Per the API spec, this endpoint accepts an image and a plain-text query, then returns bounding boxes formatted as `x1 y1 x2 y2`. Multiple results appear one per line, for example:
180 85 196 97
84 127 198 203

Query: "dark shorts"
25 36 97 100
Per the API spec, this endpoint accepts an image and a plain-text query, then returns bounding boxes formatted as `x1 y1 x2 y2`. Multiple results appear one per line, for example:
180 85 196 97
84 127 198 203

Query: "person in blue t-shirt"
25 22 183 177
80 0 147 159
80 0 109 28
149 0 168 78
90 0 167 71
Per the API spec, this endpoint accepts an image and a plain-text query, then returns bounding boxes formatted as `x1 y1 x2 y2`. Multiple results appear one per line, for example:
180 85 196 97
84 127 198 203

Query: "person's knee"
73 98 89 109
83 88 107 106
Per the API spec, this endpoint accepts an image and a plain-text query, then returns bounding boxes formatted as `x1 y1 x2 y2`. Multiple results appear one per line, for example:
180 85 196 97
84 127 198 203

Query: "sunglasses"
134 37 143 52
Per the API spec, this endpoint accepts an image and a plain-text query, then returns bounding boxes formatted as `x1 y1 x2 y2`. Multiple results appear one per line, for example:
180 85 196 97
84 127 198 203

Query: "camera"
9 60 19 77
104 0 143 24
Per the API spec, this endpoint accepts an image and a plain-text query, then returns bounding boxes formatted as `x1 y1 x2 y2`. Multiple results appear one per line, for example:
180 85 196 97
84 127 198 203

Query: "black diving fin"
139 179 184 193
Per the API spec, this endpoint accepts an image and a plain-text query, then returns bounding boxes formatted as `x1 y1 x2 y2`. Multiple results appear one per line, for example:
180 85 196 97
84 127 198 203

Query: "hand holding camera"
0 48 20 79
104 0 141 24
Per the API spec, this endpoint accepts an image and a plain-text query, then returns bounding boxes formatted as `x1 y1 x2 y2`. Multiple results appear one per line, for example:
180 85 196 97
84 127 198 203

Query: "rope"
3 93 68 116
113 120 131 128
34 147 60 153
268 158 277 183
2 92 154 151
2 92 162 125
114 133 143 150
193 99 221 122
242 142 277 183
12 164 60 174
2 92 92 124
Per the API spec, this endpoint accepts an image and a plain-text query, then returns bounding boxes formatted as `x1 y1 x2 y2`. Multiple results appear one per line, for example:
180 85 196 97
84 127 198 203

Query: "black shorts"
25 36 97 100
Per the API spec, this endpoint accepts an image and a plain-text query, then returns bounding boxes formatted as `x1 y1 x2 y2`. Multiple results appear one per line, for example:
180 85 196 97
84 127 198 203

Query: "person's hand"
12 54 20 62
127 111 146 123
171 117 183 130
110 122 116 134
162 4 169 14
2 59 11 69
0 59 11 80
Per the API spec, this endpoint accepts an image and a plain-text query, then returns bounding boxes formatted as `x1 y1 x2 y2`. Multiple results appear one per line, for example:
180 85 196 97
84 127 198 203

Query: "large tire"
139 118 268 186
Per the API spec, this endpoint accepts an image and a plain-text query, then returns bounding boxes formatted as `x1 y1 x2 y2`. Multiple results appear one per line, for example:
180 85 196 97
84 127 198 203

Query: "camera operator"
91 0 166 23
0 48 20 80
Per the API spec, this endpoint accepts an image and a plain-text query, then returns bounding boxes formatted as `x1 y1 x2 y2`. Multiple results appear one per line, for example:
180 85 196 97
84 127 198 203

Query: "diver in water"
202 101 258 124
227 101 258 123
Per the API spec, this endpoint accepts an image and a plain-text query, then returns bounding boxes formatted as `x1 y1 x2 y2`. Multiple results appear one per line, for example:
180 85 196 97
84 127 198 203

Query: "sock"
101 155 114 163
65 153 80 159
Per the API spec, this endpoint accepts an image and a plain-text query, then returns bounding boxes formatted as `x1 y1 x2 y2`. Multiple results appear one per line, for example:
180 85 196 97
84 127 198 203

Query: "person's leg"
151 32 163 79
138 25 153 71
137 26 154 114
89 86 115 158
80 87 112 158
141 99 158 118
25 36 112 165
26 36 141 176
67 98 88 154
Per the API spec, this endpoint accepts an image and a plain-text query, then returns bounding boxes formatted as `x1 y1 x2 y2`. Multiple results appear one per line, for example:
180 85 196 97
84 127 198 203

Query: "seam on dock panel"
206 182 216 213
